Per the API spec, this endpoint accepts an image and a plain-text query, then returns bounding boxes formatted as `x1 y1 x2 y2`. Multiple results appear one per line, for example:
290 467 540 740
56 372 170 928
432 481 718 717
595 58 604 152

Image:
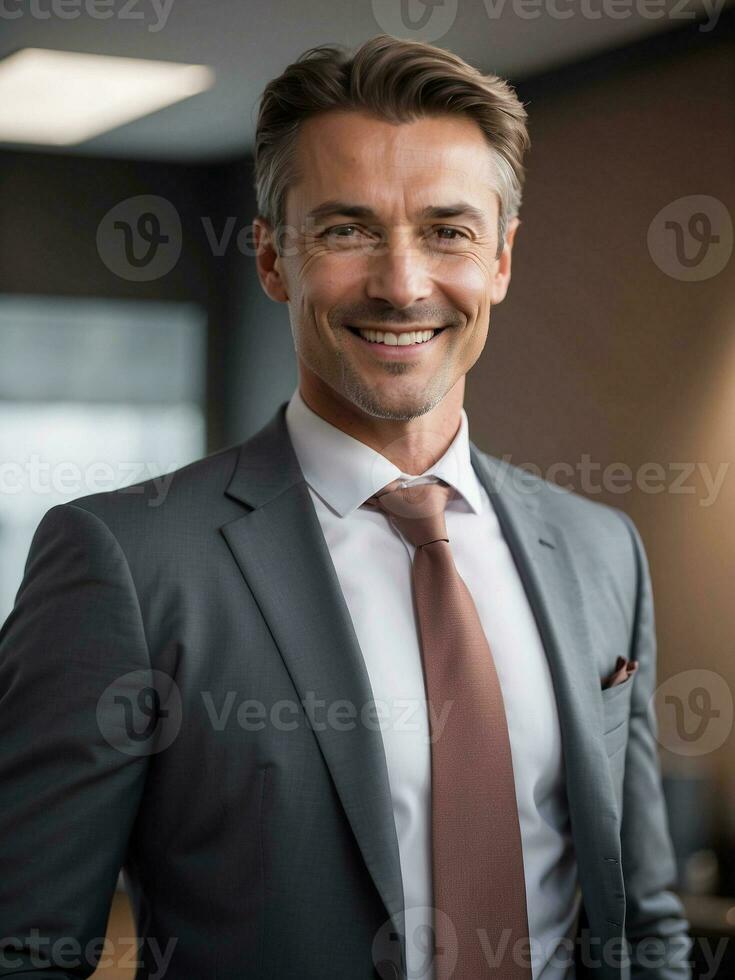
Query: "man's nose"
364 235 433 309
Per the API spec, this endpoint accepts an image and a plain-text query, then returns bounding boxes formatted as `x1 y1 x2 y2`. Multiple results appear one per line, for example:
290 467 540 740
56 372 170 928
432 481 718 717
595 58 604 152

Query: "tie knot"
364 478 455 548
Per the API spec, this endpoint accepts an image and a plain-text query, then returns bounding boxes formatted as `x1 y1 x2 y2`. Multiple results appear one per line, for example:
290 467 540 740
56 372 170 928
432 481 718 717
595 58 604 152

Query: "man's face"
256 109 518 421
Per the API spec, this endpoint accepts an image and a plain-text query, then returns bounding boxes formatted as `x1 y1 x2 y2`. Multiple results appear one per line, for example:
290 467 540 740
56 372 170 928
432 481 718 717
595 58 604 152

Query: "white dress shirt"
285 387 582 979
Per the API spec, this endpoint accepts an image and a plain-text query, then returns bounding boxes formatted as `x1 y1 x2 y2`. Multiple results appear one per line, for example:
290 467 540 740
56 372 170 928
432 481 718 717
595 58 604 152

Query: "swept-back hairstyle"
254 34 530 259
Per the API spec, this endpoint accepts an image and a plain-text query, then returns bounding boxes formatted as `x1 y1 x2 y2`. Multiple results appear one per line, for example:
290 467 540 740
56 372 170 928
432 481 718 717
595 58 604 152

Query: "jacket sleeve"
0 503 151 977
616 509 693 979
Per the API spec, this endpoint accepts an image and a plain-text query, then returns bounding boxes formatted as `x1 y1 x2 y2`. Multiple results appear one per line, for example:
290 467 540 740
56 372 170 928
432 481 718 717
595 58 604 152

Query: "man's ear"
489 215 520 306
253 217 290 302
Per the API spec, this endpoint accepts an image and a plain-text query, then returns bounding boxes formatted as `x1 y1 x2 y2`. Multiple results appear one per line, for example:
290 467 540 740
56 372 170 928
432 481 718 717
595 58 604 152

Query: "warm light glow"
0 48 215 146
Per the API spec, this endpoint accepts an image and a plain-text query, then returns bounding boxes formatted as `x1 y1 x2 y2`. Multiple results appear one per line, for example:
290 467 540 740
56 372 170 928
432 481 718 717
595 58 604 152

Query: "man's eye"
434 227 467 241
319 225 467 246
323 225 363 238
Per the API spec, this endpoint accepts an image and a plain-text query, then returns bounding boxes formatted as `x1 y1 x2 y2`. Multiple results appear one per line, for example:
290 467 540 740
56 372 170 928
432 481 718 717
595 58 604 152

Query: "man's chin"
345 383 443 422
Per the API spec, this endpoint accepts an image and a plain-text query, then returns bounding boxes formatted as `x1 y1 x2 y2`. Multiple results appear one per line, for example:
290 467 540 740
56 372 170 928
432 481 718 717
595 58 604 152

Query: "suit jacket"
0 401 692 980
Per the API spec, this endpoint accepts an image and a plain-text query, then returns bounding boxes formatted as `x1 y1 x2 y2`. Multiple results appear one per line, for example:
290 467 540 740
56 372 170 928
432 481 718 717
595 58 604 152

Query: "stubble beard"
334 345 453 421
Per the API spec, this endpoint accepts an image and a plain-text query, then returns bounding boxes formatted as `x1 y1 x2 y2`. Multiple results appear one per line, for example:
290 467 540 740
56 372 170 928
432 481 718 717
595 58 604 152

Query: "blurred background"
0 0 734 975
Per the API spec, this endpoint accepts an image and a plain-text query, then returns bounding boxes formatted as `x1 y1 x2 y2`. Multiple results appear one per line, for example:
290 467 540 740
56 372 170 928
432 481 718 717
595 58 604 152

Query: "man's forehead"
300 165 490 202
290 117 494 216
297 112 492 174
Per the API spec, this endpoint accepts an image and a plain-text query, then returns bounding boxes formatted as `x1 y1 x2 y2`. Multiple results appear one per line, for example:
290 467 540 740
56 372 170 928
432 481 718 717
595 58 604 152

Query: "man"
0 34 691 980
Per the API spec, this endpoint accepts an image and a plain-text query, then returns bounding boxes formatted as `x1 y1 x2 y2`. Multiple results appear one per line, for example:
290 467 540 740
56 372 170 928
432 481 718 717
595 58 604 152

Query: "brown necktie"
364 478 532 979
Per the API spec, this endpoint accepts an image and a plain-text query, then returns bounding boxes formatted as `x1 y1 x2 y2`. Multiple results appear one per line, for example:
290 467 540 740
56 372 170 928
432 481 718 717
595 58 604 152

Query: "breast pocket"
600 677 635 815
600 675 635 760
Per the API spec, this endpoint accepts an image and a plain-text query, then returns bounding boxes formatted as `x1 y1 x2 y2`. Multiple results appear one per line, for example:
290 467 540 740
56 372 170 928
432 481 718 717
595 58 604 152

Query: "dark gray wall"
0 149 275 450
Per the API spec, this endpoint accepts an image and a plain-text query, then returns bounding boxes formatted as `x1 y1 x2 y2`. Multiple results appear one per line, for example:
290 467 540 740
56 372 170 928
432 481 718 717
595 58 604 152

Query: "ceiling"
0 0 727 162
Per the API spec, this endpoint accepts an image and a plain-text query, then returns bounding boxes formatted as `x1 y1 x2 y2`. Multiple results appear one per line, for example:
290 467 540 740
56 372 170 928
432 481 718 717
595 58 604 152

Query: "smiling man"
0 33 691 980
249 35 691 979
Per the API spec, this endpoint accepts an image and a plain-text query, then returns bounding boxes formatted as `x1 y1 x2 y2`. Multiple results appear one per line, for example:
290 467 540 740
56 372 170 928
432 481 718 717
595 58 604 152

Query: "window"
0 295 207 622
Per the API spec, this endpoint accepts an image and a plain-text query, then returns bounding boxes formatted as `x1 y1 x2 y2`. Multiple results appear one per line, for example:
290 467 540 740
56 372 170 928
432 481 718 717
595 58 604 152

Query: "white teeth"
356 328 436 345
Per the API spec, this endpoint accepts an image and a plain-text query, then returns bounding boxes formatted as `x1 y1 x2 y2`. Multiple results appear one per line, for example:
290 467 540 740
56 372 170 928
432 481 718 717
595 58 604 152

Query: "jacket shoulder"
59 441 243 530
475 448 636 549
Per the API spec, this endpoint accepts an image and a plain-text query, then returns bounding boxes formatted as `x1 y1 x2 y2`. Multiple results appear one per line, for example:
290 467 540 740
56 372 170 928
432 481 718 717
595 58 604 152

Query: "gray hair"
254 34 530 259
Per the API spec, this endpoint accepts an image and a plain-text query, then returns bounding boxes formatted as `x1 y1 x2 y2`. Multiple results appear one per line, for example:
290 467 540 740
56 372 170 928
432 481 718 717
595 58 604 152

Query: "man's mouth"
346 325 447 347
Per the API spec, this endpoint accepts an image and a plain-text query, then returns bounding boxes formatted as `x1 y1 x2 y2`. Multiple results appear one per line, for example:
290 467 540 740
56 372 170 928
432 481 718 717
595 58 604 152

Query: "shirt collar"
284 386 483 517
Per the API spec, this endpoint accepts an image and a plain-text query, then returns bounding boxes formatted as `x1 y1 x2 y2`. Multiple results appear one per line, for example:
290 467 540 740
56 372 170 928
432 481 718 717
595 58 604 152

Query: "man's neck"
297 377 465 476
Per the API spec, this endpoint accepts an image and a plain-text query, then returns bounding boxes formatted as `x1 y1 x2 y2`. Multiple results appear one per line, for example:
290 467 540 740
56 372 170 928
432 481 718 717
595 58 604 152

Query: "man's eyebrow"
305 201 376 223
419 204 489 230
304 200 490 230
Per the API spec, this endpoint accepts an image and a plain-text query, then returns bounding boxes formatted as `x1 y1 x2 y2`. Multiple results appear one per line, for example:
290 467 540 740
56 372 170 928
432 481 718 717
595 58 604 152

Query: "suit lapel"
469 445 626 940
220 403 407 965
219 401 625 965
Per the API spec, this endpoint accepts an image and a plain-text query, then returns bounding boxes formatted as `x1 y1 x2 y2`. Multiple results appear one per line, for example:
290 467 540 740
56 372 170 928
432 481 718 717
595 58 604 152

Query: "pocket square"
602 656 639 689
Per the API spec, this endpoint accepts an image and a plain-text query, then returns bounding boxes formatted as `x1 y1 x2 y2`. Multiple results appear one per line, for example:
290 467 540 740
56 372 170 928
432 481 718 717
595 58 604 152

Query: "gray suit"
0 401 691 979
